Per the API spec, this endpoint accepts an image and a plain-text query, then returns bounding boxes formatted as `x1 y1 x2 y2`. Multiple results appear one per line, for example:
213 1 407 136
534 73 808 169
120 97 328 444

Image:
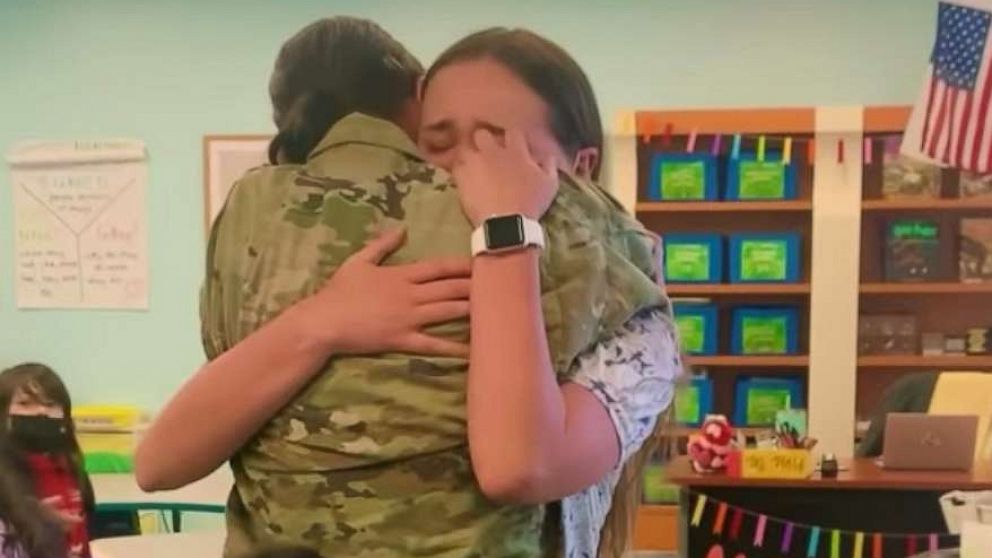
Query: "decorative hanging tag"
757 135 767 162
753 515 767 547
781 523 795 554
731 134 742 159
884 135 900 162
782 137 793 165
711 134 723 156
687 128 698 152
712 502 728 535
729 508 743 540
807 526 821 558
691 494 707 527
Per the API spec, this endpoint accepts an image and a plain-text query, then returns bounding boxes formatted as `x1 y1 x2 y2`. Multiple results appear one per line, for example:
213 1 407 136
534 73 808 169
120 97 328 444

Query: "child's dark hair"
0 363 94 512
267 16 423 164
0 440 65 558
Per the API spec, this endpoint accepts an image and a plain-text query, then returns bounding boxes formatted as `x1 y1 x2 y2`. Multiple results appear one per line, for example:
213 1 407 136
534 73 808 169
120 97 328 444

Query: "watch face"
485 215 525 250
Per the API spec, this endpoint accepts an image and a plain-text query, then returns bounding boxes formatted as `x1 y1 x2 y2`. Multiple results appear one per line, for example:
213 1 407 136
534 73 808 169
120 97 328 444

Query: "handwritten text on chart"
11 159 148 309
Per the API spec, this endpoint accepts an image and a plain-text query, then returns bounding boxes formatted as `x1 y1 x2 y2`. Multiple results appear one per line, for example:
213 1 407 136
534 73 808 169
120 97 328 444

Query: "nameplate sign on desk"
736 449 813 479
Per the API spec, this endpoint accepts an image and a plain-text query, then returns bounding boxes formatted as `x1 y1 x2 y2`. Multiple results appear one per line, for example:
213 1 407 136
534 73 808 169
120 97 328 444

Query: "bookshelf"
613 105 992 457
610 105 982 552
637 200 812 213
620 108 829 554
856 106 992 423
858 355 992 368
667 283 811 296
685 355 810 367
631 107 816 447
860 282 992 294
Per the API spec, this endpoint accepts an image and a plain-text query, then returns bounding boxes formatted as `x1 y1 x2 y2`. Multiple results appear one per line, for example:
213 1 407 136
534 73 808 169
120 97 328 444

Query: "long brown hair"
0 440 65 558
426 28 671 557
267 16 423 164
0 363 94 513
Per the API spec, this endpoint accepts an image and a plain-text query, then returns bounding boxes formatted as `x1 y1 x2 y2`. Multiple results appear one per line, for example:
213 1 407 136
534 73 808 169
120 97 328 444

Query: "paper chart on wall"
6 139 149 310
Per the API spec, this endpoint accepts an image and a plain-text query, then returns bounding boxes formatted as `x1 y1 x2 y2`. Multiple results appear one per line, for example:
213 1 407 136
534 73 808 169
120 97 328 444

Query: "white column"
607 110 639 213
808 106 864 458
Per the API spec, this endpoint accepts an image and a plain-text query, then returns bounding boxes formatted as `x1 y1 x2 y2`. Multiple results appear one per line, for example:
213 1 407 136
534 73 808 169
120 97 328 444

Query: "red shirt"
24 453 91 558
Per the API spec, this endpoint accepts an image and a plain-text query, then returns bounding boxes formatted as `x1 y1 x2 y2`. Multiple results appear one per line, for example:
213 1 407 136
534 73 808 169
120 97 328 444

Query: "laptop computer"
881 413 978 471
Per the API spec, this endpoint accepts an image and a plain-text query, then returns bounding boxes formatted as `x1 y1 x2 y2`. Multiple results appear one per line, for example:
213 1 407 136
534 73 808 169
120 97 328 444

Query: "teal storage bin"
675 376 714 427
726 152 798 200
648 152 719 201
664 233 723 283
729 233 801 283
731 306 800 355
673 302 718 355
733 377 805 426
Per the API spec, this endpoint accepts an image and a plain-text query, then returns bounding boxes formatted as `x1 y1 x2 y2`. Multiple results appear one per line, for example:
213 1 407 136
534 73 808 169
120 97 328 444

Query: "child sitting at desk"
0 364 93 558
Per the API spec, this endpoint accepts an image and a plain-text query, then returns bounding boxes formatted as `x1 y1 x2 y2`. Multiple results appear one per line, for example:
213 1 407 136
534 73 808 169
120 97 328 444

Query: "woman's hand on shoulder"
452 129 559 227
291 227 471 357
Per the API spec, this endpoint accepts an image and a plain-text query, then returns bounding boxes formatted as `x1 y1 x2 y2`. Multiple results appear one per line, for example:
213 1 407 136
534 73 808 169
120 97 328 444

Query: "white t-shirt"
561 307 681 557
0 520 28 558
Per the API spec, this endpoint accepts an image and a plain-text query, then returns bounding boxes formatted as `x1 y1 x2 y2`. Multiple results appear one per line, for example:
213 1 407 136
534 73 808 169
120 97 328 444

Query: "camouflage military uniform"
201 113 669 557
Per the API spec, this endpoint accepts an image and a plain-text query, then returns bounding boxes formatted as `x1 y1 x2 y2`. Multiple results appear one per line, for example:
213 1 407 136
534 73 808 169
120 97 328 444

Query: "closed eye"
422 139 456 155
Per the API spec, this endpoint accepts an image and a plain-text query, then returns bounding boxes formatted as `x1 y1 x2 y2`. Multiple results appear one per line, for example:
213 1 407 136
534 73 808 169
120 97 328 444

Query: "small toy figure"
687 414 734 473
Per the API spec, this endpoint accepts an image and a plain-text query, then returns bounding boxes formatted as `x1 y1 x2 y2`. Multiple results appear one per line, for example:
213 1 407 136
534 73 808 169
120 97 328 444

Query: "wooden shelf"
860 282 992 294
687 355 809 367
858 355 992 369
636 108 815 136
637 200 812 213
862 198 992 211
668 283 811 296
863 106 911 133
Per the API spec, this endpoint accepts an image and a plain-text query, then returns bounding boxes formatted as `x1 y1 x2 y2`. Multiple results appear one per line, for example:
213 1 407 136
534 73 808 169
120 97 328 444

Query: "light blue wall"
0 0 936 410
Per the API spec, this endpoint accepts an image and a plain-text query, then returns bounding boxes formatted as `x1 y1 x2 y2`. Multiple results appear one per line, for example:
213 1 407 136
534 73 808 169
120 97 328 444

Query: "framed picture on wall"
202 135 271 234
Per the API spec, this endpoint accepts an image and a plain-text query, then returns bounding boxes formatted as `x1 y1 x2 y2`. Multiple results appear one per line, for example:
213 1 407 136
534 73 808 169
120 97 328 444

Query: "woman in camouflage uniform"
137 19 679 558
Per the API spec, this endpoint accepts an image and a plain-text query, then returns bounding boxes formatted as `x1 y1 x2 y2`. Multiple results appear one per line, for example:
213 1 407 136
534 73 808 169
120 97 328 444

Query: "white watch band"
471 215 545 257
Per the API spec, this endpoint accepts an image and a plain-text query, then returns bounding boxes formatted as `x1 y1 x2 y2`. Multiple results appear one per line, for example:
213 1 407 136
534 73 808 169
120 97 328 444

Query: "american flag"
917 1 992 173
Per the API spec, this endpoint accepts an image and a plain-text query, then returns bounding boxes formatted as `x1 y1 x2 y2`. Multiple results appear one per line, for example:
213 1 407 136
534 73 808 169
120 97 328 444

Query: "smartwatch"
471 214 545 257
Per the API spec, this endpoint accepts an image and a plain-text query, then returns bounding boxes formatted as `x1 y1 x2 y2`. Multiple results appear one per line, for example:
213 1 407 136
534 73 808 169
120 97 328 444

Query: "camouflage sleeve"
198 167 297 361
200 205 227 361
199 175 254 361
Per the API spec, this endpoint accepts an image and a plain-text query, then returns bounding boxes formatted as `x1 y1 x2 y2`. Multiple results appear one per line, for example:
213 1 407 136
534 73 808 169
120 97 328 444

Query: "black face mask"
8 415 70 453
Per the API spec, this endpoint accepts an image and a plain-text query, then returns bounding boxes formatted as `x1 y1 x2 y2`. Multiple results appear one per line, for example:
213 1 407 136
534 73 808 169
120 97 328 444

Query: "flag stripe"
944 88 958 162
921 67 939 151
927 84 950 157
971 21 992 172
956 91 974 168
